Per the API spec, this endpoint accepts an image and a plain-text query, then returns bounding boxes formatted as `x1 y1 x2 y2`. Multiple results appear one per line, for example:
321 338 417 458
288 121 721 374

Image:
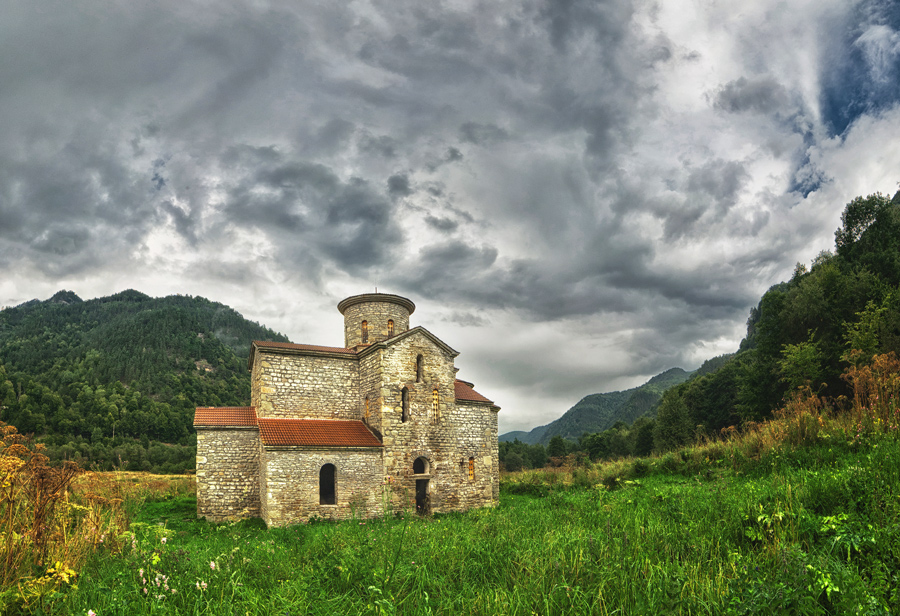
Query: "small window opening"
361 320 368 344
432 388 439 420
320 464 336 505
413 457 428 474
401 387 409 423
388 319 394 337
468 457 475 481
415 354 423 382
365 396 370 419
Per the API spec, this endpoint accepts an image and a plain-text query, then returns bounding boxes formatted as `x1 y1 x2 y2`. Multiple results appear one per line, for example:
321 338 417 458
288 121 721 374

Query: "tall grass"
0 422 192 612
4 353 900 614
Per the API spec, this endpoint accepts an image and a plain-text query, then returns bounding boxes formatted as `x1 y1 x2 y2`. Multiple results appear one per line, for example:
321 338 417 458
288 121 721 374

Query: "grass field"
6 435 896 616
3 362 900 615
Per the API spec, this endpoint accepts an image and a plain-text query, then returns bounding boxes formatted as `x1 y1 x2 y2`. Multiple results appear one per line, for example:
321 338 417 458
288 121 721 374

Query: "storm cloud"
2 0 900 432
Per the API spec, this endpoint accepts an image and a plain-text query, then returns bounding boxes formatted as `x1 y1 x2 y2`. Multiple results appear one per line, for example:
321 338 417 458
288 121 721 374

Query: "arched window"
387 319 394 337
432 388 439 419
468 457 475 481
364 396 370 419
361 320 368 343
415 354 423 382
401 387 409 422
413 457 429 474
320 464 336 505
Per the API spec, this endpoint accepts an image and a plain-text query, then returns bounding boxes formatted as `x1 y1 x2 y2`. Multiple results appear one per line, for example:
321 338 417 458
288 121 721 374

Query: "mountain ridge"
500 367 693 445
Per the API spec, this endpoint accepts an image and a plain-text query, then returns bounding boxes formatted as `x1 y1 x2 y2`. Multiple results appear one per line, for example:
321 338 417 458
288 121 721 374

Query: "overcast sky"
2 0 899 433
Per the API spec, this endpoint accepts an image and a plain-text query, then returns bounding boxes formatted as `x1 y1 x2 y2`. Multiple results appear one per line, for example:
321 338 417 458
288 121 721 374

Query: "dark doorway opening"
415 479 429 515
320 464 336 505
413 457 426 474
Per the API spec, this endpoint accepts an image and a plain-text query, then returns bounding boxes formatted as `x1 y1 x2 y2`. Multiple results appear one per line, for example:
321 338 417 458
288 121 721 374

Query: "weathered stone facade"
195 424 260 521
195 293 500 527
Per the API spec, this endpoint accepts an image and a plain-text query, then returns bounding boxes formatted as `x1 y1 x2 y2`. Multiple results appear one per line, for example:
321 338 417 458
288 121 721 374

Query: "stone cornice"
337 293 416 315
457 399 502 413
249 343 359 368
261 445 383 451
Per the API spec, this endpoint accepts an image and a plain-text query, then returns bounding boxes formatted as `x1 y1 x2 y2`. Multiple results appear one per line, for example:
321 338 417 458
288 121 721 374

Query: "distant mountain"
500 367 693 444
0 290 289 472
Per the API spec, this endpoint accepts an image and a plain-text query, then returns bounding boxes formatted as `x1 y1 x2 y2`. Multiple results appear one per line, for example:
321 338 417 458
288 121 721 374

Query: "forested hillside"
500 367 692 444
653 190 900 450
499 190 900 471
0 290 289 472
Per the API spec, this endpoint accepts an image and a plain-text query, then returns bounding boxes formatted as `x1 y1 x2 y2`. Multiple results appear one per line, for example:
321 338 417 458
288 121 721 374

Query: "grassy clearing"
8 434 899 616
3 355 899 614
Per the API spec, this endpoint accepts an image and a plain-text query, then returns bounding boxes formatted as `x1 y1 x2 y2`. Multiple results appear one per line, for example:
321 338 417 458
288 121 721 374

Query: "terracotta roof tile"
253 341 356 354
455 380 493 404
194 407 258 427
258 418 382 448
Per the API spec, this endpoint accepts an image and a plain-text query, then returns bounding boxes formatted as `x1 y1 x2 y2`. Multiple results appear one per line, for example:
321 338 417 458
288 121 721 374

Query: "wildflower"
171 589 176 594
88 611 97 616
210 561 216 570
139 568 144 577
161 537 167 545
143 588 148 595
202 582 207 590
196 582 199 590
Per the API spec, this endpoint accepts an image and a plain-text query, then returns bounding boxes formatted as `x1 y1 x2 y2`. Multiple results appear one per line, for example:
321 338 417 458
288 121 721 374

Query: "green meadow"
4 353 900 615
6 437 900 615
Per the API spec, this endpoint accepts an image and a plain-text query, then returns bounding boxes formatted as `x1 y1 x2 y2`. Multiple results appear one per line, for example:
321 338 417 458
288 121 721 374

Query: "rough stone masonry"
194 292 500 527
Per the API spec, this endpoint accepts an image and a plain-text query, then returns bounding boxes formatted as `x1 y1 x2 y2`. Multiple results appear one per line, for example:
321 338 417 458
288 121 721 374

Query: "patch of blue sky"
819 0 900 137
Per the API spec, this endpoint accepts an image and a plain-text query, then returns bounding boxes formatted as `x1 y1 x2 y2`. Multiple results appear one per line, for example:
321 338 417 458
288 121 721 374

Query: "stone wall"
372 332 498 514
196 427 260 521
252 350 360 419
342 300 411 348
359 349 385 435
456 401 501 505
260 447 384 526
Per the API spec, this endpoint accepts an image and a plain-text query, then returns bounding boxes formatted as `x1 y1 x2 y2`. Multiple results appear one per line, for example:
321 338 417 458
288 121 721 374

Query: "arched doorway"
413 457 430 514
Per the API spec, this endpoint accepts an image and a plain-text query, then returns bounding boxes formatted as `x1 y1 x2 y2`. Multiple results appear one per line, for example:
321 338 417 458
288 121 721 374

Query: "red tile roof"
253 341 356 354
258 418 382 448
455 380 493 404
194 407 258 427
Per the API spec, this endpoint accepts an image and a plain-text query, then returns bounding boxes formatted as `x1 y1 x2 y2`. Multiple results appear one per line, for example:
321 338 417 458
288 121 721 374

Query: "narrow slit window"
416 354 423 382
361 320 368 343
468 457 475 481
387 319 394 337
365 396 370 419
401 387 409 422
320 464 336 505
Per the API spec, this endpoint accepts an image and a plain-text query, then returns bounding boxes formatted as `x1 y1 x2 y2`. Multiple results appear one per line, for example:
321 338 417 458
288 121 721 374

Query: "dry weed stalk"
0 421 132 603
842 352 900 433
1 422 83 585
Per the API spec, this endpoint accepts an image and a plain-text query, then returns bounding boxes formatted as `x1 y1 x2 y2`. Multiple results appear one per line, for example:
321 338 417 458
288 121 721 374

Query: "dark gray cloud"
442 311 489 327
459 122 509 145
220 154 403 272
714 76 790 114
387 174 414 198
0 0 897 431
424 215 458 232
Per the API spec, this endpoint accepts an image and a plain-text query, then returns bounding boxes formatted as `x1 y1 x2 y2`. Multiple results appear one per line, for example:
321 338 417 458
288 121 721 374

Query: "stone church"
194 293 500 527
